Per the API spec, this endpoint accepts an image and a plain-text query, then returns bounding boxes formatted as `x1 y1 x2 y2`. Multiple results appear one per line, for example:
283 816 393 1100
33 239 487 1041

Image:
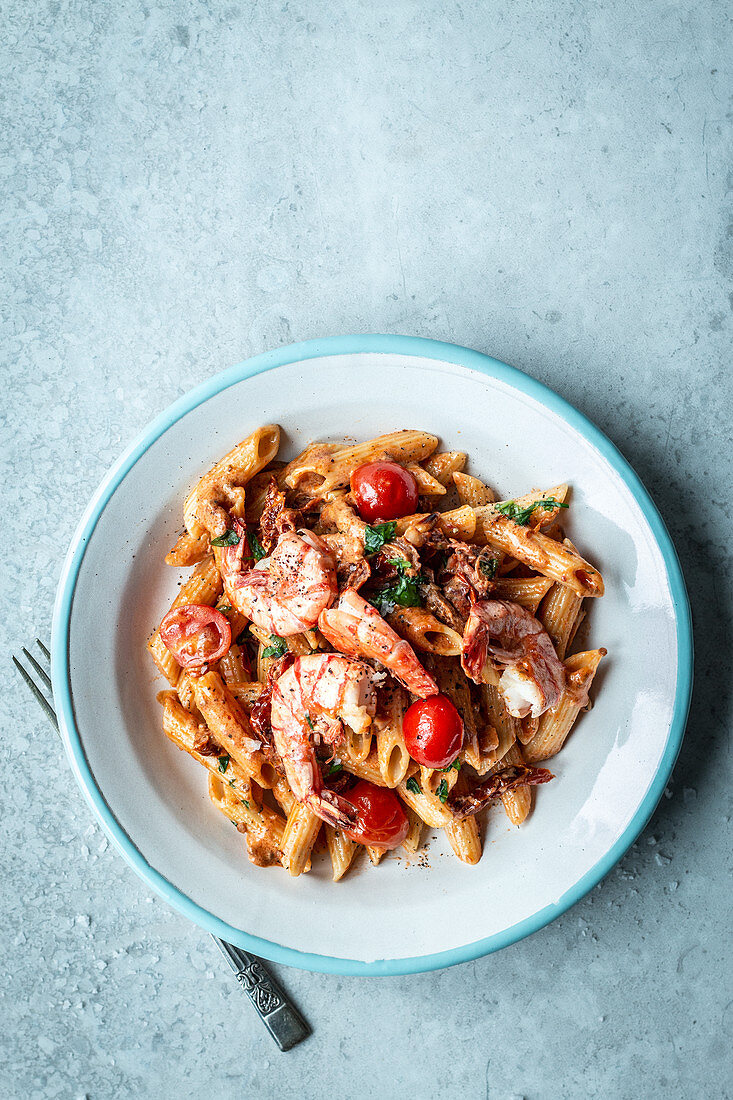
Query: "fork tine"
12 656 59 729
22 647 52 690
37 639 51 662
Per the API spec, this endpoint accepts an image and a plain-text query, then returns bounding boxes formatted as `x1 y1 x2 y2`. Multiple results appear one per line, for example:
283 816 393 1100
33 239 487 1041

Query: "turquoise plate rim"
51 334 693 976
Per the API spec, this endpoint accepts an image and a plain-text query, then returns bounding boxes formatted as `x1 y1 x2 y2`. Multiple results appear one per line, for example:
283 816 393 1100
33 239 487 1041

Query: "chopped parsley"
241 799 250 809
218 604 233 614
262 635 287 659
496 497 569 526
405 776 422 795
217 754 230 773
479 557 498 579
305 713 315 730
440 759 461 772
211 530 240 547
325 760 343 776
436 778 449 803
363 521 397 556
248 531 266 561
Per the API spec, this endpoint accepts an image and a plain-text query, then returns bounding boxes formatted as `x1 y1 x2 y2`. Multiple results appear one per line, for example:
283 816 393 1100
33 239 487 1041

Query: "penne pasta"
402 806 424 854
498 741 532 825
374 684 410 788
284 431 439 496
492 576 554 613
422 450 467 486
397 776 454 828
407 463 447 496
191 671 274 788
207 774 286 867
165 530 210 567
326 826 359 881
183 425 281 539
452 471 496 507
445 816 482 865
281 801 321 877
387 607 463 658
160 693 253 803
524 649 606 762
539 540 584 659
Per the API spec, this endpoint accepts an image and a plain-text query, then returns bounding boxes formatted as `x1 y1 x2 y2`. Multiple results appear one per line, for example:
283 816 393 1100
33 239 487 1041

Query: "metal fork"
13 640 311 1052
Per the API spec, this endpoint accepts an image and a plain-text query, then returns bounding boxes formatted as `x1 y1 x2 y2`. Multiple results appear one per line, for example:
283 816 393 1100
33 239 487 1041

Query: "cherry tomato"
351 460 419 523
403 694 464 768
344 780 409 850
159 604 232 670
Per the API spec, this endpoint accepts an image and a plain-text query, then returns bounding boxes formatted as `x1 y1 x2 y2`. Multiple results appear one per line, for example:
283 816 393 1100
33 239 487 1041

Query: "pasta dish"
148 427 606 879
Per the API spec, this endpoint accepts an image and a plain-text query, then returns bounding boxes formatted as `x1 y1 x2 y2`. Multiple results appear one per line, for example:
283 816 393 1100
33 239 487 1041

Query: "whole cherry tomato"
403 694 464 768
351 460 419 523
159 604 231 670
344 780 410 849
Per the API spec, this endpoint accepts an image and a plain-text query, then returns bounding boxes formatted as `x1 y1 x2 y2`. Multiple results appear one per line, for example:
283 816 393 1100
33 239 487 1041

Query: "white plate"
52 336 692 975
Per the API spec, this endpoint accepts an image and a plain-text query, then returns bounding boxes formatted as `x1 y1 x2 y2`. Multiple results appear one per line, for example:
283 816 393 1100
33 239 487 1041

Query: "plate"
52 335 692 975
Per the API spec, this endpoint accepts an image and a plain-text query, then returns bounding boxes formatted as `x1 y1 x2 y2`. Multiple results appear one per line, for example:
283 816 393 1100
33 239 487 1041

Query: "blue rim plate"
52 335 693 975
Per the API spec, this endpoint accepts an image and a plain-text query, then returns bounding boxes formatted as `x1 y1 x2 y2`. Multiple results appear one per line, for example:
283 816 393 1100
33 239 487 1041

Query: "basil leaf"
363 521 397 556
436 778 449 803
217 754 230 773
326 761 343 776
405 776 421 795
262 635 287 659
211 530 240 547
248 531 266 561
440 759 461 772
495 500 536 526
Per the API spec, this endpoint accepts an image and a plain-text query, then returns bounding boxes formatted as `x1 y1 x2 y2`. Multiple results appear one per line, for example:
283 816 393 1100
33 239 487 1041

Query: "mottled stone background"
1 2 731 1098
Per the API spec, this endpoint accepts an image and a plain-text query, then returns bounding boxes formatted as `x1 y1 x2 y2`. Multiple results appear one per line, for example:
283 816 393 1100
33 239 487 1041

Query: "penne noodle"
452 471 496 507
419 763 459 797
375 684 410 788
445 816 482 865
326 827 359 881
524 649 606 762
160 693 253 802
422 450 467 486
397 776 454 828
366 845 387 866
165 530 210 567
407 463 447 496
228 680 265 707
183 425 281 539
147 556 223 686
284 431 439 496
473 510 604 598
387 607 463 658
243 461 287 522
492 576 554 613
342 748 388 787
498 742 532 825
402 806 424 854
191 671 275 788
394 504 477 542
207 774 286 867
217 644 249 685
347 728 373 764
539 540 584 660
281 801 321 877
475 679 518 772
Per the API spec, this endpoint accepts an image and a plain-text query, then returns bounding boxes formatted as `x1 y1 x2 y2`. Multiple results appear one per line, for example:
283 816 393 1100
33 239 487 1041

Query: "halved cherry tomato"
351 460 419 523
403 694 464 769
159 604 231 670
344 780 409 850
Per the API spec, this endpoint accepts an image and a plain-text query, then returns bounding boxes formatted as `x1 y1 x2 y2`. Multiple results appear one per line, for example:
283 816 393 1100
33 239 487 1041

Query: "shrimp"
461 599 566 719
318 589 438 698
220 520 337 636
270 654 377 827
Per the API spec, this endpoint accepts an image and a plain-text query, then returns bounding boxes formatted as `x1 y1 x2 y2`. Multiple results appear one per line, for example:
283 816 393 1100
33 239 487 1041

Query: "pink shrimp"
220 519 337 636
318 590 438 698
270 654 377 827
461 599 566 719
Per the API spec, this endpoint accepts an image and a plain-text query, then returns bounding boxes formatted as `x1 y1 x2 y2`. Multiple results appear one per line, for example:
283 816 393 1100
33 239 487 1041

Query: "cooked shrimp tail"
462 599 566 719
318 589 438 698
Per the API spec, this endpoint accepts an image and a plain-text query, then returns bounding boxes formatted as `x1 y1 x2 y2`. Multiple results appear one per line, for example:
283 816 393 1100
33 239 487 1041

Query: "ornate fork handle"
213 938 310 1050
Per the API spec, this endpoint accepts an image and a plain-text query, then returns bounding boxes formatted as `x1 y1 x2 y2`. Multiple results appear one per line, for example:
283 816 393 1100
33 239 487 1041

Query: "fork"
13 640 311 1052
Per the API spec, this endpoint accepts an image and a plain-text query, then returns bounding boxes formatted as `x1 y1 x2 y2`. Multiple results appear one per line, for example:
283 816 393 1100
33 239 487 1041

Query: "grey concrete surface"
1 1 731 1098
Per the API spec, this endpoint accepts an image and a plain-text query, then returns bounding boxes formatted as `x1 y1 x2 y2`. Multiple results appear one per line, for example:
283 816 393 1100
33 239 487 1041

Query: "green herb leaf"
363 521 397 556
211 530 240 547
495 500 537 526
405 776 421 795
305 714 315 730
217 754 230 773
538 497 568 511
262 635 287 659
440 759 461 772
241 799 250 809
218 604 233 614
248 531 266 561
326 760 343 776
436 778 449 803
370 571 423 617
479 557 498 579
